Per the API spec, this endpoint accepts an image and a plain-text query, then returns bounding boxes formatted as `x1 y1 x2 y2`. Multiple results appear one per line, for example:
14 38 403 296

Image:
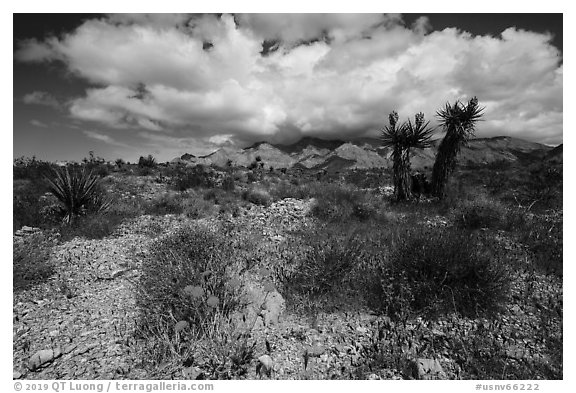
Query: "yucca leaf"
44 166 109 224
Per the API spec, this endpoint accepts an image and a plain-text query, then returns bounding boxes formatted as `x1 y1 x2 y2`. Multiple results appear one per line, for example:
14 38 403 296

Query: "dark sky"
13 13 563 51
13 13 563 162
405 14 562 52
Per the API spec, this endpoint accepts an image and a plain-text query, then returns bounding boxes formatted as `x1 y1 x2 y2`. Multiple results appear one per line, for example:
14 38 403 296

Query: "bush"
520 213 562 276
277 227 364 311
309 183 371 222
14 231 58 290
368 226 511 319
13 158 56 231
453 195 507 230
13 156 55 181
145 193 185 215
136 166 155 176
135 225 243 363
222 175 235 192
58 197 144 240
270 180 313 201
242 187 271 206
172 165 215 191
14 181 46 231
527 165 562 209
181 197 214 219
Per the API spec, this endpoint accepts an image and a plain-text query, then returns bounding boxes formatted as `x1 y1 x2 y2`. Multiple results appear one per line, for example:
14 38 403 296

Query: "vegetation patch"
135 224 244 364
367 225 511 320
14 231 59 290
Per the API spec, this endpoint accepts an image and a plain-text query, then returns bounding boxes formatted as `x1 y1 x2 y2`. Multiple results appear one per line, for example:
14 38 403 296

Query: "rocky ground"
13 196 562 380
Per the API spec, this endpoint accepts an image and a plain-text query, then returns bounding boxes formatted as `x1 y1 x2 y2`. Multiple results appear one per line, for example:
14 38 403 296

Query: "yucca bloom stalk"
381 111 434 201
431 97 484 198
44 166 107 224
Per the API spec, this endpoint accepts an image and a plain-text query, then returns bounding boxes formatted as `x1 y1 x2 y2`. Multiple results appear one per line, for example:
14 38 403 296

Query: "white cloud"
23 91 60 108
30 119 48 127
236 13 392 44
15 39 58 62
16 13 563 149
83 130 129 147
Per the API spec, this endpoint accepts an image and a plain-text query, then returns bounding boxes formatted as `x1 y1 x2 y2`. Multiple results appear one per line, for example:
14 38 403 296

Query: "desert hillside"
13 139 562 380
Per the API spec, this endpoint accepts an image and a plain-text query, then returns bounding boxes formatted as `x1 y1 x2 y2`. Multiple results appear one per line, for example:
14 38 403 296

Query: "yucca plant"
431 97 484 198
44 166 109 224
381 111 434 201
138 154 157 168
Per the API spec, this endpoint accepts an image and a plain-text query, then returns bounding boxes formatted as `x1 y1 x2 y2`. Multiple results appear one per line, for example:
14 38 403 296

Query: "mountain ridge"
172 136 557 170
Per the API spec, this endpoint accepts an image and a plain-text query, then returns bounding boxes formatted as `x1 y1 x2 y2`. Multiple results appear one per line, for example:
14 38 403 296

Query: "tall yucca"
431 97 484 198
381 111 434 201
45 167 107 224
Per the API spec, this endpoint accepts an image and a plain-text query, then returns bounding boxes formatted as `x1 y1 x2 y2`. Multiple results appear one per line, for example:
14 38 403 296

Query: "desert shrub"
135 225 243 362
242 187 271 206
352 200 377 221
526 165 562 210
368 226 511 320
44 166 111 224
85 162 110 178
59 197 144 240
222 175 235 192
59 212 119 240
80 151 111 177
13 156 55 181
144 193 185 215
13 158 57 230
172 165 215 191
13 181 46 231
203 188 218 201
520 212 562 276
453 195 507 230
181 196 214 219
135 166 155 176
269 180 314 201
246 171 258 183
13 231 58 290
309 183 369 222
278 227 364 311
115 158 125 168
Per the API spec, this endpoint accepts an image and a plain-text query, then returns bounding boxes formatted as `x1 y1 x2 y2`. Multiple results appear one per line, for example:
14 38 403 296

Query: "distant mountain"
172 136 558 171
546 144 563 165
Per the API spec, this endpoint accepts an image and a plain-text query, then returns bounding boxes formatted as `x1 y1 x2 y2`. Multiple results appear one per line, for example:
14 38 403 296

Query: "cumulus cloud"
23 91 60 108
16 13 563 153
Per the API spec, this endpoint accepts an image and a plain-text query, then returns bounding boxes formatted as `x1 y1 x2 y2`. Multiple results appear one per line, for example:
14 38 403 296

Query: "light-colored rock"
506 345 527 360
28 348 62 371
183 366 204 379
261 291 285 326
405 358 446 380
257 355 274 378
306 345 325 357
13 371 22 379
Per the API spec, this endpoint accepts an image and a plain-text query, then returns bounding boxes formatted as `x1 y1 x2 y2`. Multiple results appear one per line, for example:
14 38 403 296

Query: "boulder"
261 291 285 326
28 348 62 371
256 355 274 378
405 358 446 380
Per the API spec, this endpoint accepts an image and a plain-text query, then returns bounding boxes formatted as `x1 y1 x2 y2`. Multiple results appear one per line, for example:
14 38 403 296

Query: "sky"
13 13 563 163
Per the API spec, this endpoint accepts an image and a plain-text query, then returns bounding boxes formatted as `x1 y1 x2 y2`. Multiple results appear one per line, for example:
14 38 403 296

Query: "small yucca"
44 166 108 224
